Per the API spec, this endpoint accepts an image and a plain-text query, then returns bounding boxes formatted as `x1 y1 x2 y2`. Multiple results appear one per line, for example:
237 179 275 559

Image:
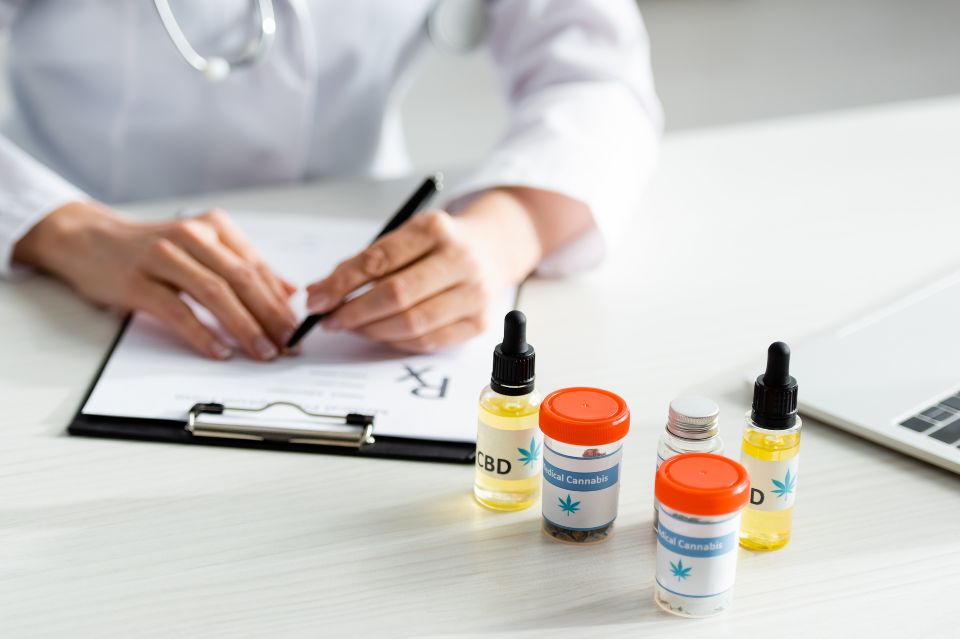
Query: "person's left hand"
305 209 512 353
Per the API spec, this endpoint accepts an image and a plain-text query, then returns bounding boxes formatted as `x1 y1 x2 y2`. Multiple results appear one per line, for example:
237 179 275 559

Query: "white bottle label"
656 506 742 598
740 452 799 512
542 443 622 530
475 421 542 480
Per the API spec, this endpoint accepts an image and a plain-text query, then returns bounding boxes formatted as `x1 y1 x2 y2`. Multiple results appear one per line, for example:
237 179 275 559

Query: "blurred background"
399 0 960 170
1 0 959 173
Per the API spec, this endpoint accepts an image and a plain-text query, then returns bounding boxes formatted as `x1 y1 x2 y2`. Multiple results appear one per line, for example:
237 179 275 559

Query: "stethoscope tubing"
152 0 277 78
153 0 487 81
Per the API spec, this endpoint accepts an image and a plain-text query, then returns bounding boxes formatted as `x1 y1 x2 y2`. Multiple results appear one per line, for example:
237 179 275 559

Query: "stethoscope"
153 0 488 82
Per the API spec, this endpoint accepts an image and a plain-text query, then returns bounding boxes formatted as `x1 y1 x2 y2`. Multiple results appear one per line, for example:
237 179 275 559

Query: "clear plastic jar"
540 387 630 544
654 397 724 530
654 454 750 617
656 397 724 467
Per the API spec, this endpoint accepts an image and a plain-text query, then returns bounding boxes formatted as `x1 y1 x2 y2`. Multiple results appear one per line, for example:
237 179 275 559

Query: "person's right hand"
12 201 298 361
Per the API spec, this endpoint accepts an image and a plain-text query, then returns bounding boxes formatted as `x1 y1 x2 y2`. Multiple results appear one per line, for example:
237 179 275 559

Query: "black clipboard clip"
187 401 375 449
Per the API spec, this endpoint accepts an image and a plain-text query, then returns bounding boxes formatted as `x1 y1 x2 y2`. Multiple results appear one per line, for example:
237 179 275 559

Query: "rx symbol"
397 365 449 400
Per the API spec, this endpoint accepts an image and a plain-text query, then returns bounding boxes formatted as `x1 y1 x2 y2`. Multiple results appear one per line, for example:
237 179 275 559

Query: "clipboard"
66 212 501 463
68 315 477 463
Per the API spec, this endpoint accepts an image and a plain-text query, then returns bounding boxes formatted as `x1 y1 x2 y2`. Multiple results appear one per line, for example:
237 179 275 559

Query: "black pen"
284 173 443 350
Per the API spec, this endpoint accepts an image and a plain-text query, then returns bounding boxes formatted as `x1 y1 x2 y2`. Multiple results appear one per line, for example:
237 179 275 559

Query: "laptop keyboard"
900 391 960 445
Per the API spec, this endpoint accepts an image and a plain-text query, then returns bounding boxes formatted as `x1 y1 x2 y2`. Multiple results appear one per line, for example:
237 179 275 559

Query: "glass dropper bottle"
473 311 542 511
739 342 802 551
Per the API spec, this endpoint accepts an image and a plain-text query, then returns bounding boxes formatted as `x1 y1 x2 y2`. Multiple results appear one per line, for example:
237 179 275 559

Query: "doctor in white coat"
1 0 661 361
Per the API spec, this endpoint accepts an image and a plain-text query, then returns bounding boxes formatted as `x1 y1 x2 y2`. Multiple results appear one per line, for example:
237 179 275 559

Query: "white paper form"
82 212 508 443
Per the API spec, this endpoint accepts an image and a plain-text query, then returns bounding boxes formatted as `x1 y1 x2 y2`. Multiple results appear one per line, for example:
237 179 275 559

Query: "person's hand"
13 201 298 361
304 187 589 353
304 209 506 353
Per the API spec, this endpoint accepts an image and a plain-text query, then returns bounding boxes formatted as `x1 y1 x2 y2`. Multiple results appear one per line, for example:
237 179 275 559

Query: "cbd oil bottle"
474 310 542 511
739 342 801 551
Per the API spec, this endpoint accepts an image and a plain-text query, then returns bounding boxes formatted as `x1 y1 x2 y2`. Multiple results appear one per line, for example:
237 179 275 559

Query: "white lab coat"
0 0 661 277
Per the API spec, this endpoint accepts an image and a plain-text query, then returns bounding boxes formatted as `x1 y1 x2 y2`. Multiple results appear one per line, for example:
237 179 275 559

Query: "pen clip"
187 401 376 448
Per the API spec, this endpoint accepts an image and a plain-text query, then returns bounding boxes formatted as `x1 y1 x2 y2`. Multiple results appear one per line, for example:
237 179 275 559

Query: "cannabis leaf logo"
771 468 797 500
558 494 581 516
517 437 541 466
670 559 692 581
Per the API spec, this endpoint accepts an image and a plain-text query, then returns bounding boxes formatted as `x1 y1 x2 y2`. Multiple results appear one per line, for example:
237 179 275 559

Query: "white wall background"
638 0 960 130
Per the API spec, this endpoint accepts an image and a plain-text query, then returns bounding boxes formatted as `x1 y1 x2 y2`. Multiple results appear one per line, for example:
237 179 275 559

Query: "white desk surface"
3 96 960 638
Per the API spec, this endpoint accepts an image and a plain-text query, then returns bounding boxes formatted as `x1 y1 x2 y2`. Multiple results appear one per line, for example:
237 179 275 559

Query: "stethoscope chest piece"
428 0 489 54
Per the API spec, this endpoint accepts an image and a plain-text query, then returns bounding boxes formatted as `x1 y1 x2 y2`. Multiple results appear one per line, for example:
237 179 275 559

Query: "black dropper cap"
491 310 535 396
751 341 799 429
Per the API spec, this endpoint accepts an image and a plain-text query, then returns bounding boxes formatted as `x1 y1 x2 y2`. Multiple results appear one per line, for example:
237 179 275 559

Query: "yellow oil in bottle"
475 310 541 511
474 389 542 511
739 425 801 551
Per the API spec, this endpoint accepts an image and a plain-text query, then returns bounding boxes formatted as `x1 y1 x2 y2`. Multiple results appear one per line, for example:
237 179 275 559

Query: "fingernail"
253 336 279 360
280 326 296 346
307 293 330 312
210 341 233 360
322 317 341 331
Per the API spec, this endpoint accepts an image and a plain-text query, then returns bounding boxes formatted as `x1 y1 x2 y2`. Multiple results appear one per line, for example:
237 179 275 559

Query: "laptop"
790 270 960 474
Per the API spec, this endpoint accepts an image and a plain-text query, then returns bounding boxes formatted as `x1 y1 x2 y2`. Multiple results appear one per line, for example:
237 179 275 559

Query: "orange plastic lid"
656 453 750 516
539 387 630 446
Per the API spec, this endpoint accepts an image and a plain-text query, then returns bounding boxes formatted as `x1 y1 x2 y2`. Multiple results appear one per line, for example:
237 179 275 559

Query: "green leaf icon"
558 494 581 516
517 437 541 466
771 468 797 500
670 559 692 581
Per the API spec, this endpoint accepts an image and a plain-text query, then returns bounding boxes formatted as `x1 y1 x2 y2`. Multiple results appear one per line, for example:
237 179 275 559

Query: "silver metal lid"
667 396 720 440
